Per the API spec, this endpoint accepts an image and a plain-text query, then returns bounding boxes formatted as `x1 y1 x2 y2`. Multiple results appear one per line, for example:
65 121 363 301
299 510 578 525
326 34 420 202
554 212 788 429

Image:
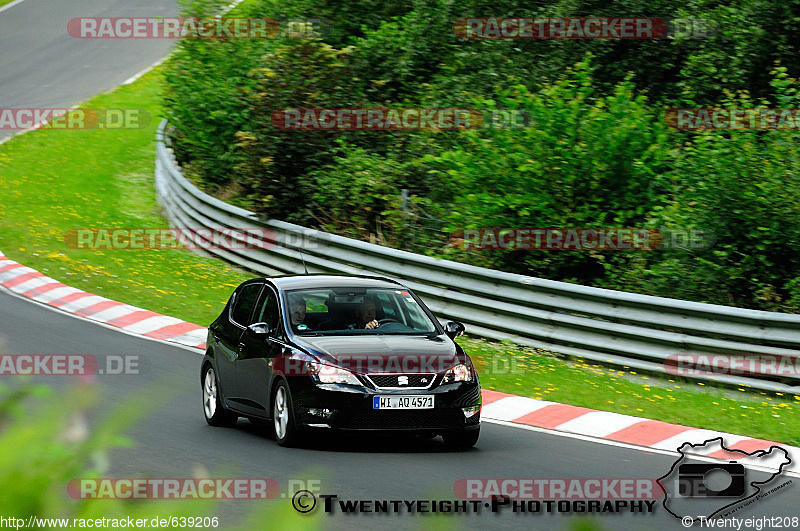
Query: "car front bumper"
287 376 481 433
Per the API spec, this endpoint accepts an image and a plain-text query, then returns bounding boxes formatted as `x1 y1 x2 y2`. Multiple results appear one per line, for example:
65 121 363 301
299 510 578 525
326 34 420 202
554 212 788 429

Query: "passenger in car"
287 293 312 331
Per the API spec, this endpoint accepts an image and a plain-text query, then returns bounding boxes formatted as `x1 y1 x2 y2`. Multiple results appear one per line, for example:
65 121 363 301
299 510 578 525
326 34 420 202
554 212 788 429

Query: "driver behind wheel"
354 298 379 329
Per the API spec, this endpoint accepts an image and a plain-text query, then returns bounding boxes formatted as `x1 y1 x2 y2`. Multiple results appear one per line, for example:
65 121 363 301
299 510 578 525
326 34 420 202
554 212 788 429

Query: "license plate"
373 395 434 409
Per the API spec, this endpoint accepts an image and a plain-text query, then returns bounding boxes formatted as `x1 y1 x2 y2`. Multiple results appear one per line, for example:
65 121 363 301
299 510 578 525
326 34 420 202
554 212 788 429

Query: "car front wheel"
202 366 238 427
273 380 300 447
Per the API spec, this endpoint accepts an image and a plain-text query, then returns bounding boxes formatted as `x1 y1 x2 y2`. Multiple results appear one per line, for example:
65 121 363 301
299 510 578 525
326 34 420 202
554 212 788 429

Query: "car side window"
230 283 262 326
255 287 281 336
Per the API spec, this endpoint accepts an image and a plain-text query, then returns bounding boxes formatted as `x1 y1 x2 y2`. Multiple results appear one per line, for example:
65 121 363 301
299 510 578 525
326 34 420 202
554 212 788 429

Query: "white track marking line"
553 411 643 437
8 276 55 293
121 315 183 334
87 304 141 323
32 286 82 304
58 295 109 313
0 0 29 15
481 397 557 421
0 266 33 282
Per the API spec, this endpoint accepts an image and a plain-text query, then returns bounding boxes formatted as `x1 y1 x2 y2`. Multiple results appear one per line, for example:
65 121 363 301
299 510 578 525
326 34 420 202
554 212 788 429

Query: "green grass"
465 337 800 446
0 0 17 8
0 69 251 324
0 68 797 445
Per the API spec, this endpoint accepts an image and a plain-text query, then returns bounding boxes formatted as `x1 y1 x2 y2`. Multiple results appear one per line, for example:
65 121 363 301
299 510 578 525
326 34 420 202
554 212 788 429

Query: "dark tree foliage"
163 0 800 311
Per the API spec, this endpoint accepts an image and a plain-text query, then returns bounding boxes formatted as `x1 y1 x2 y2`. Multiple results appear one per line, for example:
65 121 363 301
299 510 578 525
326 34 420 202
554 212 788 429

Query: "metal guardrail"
156 120 800 393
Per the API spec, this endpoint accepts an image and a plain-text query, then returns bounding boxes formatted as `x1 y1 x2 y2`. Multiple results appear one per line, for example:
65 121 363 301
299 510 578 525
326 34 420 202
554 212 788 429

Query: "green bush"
161 0 800 312
163 31 271 187
308 144 408 244
638 68 800 308
233 41 359 221
421 58 673 283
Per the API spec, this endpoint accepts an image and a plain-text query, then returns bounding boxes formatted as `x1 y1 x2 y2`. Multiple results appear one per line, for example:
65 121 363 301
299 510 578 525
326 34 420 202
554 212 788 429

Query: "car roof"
258 274 404 291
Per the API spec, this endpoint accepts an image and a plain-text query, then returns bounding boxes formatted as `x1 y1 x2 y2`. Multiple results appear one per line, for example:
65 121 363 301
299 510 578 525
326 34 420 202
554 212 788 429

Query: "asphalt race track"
1 1 798 529
2 287 798 529
0 0 178 141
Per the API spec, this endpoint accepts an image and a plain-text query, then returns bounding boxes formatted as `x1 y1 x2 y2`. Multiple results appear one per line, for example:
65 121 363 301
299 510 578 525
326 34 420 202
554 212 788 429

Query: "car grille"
365 373 436 389
341 408 465 430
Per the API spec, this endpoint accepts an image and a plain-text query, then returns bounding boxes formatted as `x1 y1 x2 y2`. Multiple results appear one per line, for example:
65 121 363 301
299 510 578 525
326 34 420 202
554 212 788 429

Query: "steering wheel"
376 318 400 326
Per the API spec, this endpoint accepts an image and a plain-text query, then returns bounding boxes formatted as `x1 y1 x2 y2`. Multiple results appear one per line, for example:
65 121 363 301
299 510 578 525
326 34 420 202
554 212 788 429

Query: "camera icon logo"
677 463 745 497
658 437 792 523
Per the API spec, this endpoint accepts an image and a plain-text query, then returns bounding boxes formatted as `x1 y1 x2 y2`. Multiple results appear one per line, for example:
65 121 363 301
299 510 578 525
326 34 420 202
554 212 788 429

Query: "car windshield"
284 287 439 336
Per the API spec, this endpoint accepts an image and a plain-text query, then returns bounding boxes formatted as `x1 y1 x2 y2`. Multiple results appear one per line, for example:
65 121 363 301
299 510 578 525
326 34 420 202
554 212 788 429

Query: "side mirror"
246 322 270 339
444 321 465 339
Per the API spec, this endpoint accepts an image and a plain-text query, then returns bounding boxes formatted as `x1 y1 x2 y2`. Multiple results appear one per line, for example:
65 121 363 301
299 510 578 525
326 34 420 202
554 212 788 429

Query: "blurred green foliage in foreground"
0 382 318 528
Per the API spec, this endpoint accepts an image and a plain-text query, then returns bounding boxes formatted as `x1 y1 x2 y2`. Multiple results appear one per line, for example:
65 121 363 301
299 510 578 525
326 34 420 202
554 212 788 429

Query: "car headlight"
308 362 362 386
443 363 474 383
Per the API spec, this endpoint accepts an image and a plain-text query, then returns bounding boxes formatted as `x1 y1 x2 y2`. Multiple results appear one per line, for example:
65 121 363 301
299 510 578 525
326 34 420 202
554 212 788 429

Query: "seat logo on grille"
398 375 409 385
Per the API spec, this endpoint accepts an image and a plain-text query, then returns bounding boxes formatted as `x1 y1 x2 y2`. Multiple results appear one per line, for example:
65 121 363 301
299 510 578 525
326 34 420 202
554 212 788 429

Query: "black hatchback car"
201 275 481 448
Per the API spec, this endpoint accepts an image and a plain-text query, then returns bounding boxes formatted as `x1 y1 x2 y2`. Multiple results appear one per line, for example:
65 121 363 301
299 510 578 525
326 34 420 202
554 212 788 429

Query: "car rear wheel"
273 380 300 447
443 427 480 449
203 366 238 427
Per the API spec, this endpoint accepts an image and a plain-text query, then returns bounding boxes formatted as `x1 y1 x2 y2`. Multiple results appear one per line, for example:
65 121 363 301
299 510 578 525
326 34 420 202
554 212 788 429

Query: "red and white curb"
482 389 800 473
0 251 207 349
1 250 796 471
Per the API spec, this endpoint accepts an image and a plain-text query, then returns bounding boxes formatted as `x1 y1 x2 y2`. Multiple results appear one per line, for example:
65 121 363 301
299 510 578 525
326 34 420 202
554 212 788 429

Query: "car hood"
293 334 458 374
